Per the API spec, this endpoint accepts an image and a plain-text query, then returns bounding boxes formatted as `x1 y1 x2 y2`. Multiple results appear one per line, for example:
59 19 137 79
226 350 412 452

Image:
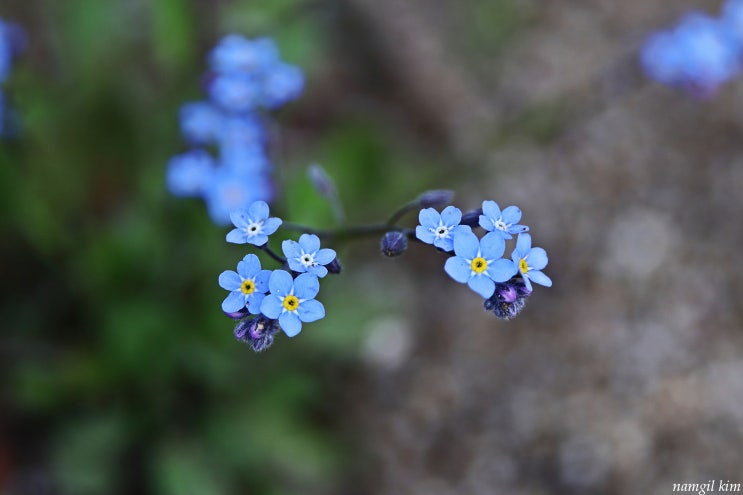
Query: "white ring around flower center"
493 218 508 231
432 223 450 239
246 220 263 236
299 252 316 268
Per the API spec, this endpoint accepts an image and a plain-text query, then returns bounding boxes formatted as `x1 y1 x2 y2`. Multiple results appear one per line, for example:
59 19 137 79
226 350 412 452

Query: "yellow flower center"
240 279 255 295
283 295 299 312
471 257 488 274
519 258 529 274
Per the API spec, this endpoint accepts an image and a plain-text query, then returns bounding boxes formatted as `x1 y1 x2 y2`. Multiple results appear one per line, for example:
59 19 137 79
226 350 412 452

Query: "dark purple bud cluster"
234 315 281 352
484 279 532 320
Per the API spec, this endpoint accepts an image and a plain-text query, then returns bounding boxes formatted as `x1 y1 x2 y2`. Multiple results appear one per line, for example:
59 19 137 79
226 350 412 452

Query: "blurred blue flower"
209 35 279 74
179 102 223 145
510 233 552 291
282 234 337 278
641 12 741 96
219 253 272 314
204 168 273 226
208 72 261 112
166 149 215 197
415 206 471 252
479 200 529 240
261 63 304 109
226 200 282 245
444 230 517 298
260 270 325 337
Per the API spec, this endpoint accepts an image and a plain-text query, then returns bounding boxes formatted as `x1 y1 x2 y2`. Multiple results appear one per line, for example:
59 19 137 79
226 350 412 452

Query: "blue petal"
444 256 472 283
268 269 293 296
299 233 321 253
314 248 336 265
415 225 436 244
468 275 495 298
450 225 472 237
453 230 479 259
294 273 320 299
218 270 241 290
248 200 269 220
279 312 302 337
259 294 283 319
238 253 261 278
226 229 248 244
262 217 282 235
515 233 532 256
440 205 462 226
486 258 518 283
527 247 548 271
501 205 522 224
481 200 502 219
480 232 506 259
433 236 454 252
478 214 494 232
222 291 247 312
254 269 272 292
287 257 307 273
229 208 250 228
282 239 302 259
527 270 552 287
418 208 440 228
246 292 266 315
308 265 329 278
298 299 325 322
508 224 529 235
246 233 268 246
522 274 533 292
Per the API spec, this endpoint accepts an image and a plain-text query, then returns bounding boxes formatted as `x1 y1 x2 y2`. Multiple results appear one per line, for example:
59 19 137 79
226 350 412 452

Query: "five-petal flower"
415 206 471 252
479 200 529 240
218 253 272 314
444 230 517 298
226 200 282 246
259 270 325 337
282 234 336 278
511 233 552 291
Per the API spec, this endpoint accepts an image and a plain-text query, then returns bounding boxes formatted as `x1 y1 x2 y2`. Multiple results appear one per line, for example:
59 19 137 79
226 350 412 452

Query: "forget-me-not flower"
166 149 215 197
226 200 282 246
416 206 471 252
219 253 272 314
179 102 223 145
204 168 272 226
510 233 552 291
282 234 336 278
479 200 528 239
209 35 279 74
260 270 325 337
444 230 517 298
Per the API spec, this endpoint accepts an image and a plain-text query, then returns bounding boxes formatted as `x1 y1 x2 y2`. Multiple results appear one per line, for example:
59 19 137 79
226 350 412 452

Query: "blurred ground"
1 0 742 494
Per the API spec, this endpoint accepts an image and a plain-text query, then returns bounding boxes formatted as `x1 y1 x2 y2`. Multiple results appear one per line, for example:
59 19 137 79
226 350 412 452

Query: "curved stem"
281 221 420 243
259 244 286 264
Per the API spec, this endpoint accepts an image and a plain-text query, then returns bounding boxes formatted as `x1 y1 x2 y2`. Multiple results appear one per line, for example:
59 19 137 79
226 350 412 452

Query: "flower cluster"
166 35 304 225
414 200 551 320
641 0 743 97
0 19 24 138
218 201 337 352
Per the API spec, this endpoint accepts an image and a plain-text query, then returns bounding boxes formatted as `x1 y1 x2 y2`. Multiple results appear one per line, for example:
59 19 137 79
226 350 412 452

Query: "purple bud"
460 208 483 228
327 257 343 274
484 279 532 320
234 316 280 352
415 189 454 208
224 308 249 320
307 163 337 199
381 231 408 257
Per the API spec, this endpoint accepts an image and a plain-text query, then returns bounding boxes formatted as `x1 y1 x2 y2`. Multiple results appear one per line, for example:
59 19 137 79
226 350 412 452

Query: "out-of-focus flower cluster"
166 35 304 224
641 0 743 97
218 201 339 352
0 19 24 137
409 200 552 320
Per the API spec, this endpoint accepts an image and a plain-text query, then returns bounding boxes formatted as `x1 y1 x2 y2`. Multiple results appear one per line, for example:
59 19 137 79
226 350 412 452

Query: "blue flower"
282 234 337 278
165 149 215 197
208 72 262 112
479 200 528 239
209 35 279 74
260 270 325 337
226 200 282 245
510 233 552 291
444 230 517 298
179 102 223 145
218 253 272 314
415 206 472 252
204 168 272 226
260 62 304 108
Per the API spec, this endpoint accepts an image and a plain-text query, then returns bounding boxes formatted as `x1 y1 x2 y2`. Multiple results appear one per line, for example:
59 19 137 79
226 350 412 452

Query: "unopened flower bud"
484 279 532 320
327 257 343 274
415 189 454 208
381 231 408 257
460 208 483 228
234 316 280 352
307 163 337 199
